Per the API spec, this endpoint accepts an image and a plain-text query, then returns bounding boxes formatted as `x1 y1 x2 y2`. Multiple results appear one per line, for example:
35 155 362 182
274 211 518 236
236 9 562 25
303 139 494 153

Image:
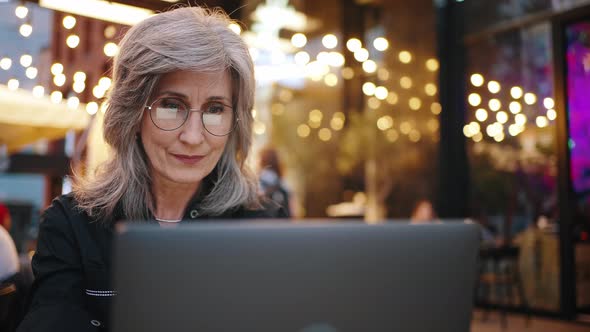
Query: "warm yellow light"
373 37 389 51
487 80 501 94
322 34 338 49
377 68 389 81
515 113 527 126
354 48 369 62
67 96 80 110
51 63 63 75
15 5 28 19
488 98 501 111
400 121 412 134
464 125 475 138
409 130 421 142
494 133 505 142
271 103 285 116
486 122 503 137
324 73 338 87
374 86 388 100
543 97 555 109
468 93 481 106
547 109 557 120
73 81 85 93
309 109 323 123
228 23 241 35
63 15 76 29
86 102 99 115
99 77 112 89
367 97 381 110
294 51 310 66
0 58 12 70
33 85 45 98
25 67 38 79
398 51 412 63
39 0 155 26
328 52 345 67
346 38 362 52
386 92 398 105
536 116 548 128
524 92 537 105
426 58 439 71
19 23 33 37
409 97 422 110
297 124 311 137
20 54 32 67
7 79 19 91
427 118 439 132
66 34 80 48
318 128 332 141
431 102 442 115
509 101 521 114
100 102 109 113
400 76 412 89
291 33 307 48
470 73 484 87
496 111 508 124
53 74 66 87
104 42 119 57
425 83 437 96
469 121 481 134
475 108 488 121
362 82 376 96
386 129 399 142
279 89 294 102
330 117 345 131
510 86 523 99
92 85 106 99
362 60 377 73
104 25 116 39
73 71 86 82
253 121 266 135
50 91 63 104
377 115 394 131
472 132 483 142
341 67 354 80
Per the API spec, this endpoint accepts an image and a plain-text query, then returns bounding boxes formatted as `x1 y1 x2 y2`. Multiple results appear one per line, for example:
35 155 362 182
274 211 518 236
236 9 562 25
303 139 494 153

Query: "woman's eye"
205 103 225 114
161 99 182 109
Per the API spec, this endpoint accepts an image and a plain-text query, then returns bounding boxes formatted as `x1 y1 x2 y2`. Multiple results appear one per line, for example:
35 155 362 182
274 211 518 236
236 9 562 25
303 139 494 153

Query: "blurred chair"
477 246 531 329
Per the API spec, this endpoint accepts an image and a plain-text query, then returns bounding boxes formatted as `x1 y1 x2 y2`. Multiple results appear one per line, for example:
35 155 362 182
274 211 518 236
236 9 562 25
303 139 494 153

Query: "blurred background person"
258 146 292 218
410 199 438 224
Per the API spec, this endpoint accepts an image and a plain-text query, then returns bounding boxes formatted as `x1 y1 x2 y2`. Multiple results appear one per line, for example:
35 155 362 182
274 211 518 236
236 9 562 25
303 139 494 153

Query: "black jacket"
17 193 287 332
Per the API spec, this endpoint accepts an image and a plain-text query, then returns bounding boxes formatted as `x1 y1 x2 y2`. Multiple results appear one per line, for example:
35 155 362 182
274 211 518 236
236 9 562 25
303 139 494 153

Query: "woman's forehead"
154 70 232 100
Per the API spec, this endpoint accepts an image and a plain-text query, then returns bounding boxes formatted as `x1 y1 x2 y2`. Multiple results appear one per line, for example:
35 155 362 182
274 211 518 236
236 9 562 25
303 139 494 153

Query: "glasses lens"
150 98 188 130
201 101 235 136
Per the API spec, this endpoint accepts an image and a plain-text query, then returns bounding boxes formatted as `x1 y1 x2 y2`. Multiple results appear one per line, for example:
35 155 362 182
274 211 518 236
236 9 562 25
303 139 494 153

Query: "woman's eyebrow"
206 96 231 103
156 91 189 100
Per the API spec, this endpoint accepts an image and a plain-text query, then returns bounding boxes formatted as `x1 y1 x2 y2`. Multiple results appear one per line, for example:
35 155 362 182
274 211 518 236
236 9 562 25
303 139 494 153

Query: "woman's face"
140 70 233 188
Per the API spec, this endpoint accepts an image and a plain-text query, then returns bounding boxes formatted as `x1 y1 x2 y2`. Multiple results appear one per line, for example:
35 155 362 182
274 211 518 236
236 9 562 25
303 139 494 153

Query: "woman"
18 7 286 332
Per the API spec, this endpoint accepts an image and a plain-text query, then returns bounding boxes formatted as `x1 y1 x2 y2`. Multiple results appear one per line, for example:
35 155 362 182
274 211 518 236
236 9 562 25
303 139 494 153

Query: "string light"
73 71 86 82
362 60 377 73
15 5 28 19
470 74 484 87
20 54 32 67
488 98 501 111
373 37 389 51
496 111 508 124
324 73 338 87
374 86 388 100
547 109 557 120
66 35 80 48
509 101 521 114
294 51 310 66
543 97 555 109
32 85 44 98
318 128 332 141
328 52 345 67
73 81 85 93
524 92 537 105
67 96 80 110
377 68 389 81
7 79 19 91
409 97 422 110
104 42 119 57
425 58 439 71
98 77 112 89
341 67 354 80
346 38 362 52
398 51 412 63
386 92 398 105
487 80 501 94
515 113 527 126
25 66 38 79
86 102 99 115
475 108 488 121
322 34 338 49
424 83 437 96
353 48 369 62
362 82 376 96
367 97 381 109
50 91 63 104
291 33 307 48
297 124 310 138
19 23 33 37
510 86 523 99
53 74 66 87
468 93 481 106
63 15 76 29
536 116 548 128
377 116 394 131
51 63 63 75
400 76 412 89
0 58 12 70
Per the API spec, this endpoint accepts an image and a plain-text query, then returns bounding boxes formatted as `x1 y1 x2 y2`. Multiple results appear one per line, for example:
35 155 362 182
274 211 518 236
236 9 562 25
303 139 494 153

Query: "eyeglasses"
145 97 238 136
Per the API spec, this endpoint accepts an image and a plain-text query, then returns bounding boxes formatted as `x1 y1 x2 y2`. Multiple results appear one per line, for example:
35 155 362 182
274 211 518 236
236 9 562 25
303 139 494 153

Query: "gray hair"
73 6 260 223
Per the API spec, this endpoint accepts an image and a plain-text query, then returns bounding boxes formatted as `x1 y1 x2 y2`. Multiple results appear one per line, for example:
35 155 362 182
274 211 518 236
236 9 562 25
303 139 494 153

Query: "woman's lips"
171 153 204 165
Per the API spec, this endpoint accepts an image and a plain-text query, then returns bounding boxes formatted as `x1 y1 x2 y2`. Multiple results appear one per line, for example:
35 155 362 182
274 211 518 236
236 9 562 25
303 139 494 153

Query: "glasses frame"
145 97 239 137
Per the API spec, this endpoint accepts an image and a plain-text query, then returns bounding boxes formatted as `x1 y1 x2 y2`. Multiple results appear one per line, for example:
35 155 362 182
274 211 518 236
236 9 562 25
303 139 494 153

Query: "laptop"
111 221 479 332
